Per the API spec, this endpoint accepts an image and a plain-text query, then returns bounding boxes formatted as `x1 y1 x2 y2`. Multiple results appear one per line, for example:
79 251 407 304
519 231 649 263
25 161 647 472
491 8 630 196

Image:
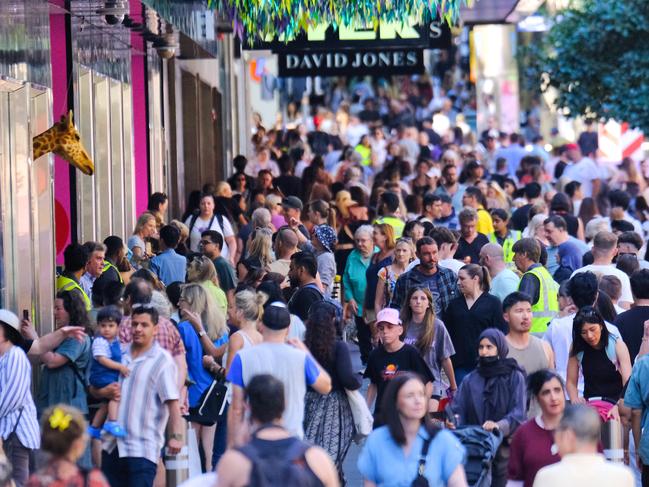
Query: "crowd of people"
2 77 649 487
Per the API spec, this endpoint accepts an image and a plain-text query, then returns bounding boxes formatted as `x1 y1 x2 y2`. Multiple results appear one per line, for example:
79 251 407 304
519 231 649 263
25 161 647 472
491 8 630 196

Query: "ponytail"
481 265 491 292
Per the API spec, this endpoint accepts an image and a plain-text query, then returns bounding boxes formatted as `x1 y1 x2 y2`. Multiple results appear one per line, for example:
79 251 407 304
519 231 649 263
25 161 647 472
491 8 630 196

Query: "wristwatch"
198 330 206 338
169 433 183 441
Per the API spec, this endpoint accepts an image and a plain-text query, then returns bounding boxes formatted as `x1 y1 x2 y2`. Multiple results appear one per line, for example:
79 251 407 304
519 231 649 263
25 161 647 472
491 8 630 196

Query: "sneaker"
87 426 102 440
103 421 127 438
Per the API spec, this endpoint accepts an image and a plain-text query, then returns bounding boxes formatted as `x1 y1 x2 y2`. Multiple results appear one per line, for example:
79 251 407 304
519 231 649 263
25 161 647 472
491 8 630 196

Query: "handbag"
196 378 228 423
411 433 435 487
345 389 373 443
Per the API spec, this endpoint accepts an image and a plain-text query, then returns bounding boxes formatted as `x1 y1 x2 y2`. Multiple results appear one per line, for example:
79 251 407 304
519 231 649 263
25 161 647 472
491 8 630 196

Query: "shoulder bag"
345 389 373 443
411 432 436 487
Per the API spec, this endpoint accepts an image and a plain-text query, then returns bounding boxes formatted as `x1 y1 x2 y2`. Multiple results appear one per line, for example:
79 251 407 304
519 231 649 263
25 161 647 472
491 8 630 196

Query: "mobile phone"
22 309 29 320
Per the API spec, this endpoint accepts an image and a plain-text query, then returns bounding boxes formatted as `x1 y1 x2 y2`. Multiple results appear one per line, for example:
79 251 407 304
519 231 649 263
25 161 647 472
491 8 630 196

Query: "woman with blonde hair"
246 227 274 270
177 283 228 472
202 289 264 469
400 287 457 411
264 193 287 231
187 254 228 316
374 237 415 315
128 212 157 265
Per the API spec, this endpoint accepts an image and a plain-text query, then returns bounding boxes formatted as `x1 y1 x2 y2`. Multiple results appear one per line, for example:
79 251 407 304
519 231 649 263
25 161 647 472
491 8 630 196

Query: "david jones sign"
278 48 424 76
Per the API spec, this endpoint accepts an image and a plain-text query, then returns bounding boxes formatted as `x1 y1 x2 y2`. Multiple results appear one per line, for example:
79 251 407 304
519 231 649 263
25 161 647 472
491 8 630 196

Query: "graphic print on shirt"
382 363 399 380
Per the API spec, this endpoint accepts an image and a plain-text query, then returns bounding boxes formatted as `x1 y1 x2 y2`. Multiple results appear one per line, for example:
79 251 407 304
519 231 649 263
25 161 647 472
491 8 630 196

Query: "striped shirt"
0 345 40 449
102 342 179 464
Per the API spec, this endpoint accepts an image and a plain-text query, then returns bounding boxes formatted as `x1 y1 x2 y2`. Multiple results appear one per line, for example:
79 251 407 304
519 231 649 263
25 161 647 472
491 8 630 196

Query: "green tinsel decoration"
206 0 468 42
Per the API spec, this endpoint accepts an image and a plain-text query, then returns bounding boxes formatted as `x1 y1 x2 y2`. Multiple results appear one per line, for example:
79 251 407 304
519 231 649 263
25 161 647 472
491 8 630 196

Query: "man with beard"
287 251 324 322
434 163 466 214
389 236 459 315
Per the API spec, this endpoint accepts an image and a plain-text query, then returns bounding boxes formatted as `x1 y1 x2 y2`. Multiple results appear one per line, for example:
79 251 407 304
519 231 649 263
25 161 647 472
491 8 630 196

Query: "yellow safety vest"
102 260 124 284
520 265 559 334
488 230 522 263
56 275 92 311
374 216 405 239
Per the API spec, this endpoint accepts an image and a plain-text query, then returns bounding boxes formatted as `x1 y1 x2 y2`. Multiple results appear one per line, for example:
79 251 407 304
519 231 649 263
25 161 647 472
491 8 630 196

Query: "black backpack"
237 433 321 487
187 210 226 238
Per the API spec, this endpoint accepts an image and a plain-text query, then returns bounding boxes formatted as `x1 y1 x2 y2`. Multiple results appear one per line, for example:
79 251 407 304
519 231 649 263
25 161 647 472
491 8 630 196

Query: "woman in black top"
303 301 361 485
442 264 507 383
566 306 631 421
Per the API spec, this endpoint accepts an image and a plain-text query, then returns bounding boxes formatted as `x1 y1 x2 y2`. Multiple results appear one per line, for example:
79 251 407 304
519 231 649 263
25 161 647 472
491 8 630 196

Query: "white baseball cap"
0 309 20 332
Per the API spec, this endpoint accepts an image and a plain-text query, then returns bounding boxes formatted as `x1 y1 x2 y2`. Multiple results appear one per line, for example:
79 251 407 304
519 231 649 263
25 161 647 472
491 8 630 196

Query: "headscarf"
477 328 525 421
313 225 338 253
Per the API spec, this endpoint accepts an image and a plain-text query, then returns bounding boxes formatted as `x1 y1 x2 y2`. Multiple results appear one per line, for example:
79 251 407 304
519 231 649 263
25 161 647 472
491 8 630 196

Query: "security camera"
97 1 129 25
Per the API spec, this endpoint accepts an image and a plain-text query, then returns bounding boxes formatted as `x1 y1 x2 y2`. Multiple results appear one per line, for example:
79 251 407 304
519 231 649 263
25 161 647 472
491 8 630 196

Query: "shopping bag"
346 388 373 443
187 423 202 479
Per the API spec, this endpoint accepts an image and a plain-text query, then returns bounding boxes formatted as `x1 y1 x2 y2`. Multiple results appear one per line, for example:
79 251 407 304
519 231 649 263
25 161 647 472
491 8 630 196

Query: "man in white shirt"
562 143 601 198
430 227 464 275
571 231 633 308
479 243 520 302
534 405 633 487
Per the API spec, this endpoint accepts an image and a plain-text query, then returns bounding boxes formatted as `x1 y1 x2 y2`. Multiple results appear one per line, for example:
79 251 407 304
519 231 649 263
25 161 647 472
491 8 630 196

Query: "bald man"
269 227 300 278
479 243 520 302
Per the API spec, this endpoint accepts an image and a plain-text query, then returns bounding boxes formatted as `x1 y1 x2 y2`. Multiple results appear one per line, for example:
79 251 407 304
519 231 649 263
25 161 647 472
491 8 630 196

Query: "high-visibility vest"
520 265 559 334
489 230 522 263
374 216 405 239
102 260 124 284
56 275 91 310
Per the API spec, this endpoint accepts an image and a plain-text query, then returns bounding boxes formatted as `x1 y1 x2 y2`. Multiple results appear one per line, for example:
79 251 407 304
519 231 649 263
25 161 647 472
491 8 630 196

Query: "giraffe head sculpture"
33 110 94 176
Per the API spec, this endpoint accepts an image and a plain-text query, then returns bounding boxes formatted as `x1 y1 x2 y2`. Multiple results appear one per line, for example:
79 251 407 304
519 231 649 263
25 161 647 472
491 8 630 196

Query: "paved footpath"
342 341 366 487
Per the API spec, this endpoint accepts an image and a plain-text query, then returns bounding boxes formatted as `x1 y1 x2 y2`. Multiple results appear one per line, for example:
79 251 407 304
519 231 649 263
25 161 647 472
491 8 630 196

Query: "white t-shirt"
562 158 600 197
571 264 633 306
184 214 234 260
438 258 465 275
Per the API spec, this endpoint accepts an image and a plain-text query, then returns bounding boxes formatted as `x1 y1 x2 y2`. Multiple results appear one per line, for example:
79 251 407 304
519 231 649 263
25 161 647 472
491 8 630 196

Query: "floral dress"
377 265 404 308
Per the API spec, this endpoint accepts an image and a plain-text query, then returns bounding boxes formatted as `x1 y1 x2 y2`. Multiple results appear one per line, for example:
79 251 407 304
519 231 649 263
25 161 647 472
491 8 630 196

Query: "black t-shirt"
364 343 434 420
511 204 533 232
287 286 323 322
454 233 490 264
614 306 649 364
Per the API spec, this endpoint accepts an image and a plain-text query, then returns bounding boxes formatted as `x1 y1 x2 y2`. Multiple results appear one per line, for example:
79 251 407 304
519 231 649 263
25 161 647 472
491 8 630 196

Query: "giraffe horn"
67 110 74 129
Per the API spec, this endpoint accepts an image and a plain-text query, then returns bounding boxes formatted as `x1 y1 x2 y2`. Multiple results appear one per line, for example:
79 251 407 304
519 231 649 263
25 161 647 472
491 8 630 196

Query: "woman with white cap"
0 309 40 486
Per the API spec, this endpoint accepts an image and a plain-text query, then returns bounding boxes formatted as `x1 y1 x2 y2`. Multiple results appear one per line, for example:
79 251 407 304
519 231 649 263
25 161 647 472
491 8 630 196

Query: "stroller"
452 426 503 487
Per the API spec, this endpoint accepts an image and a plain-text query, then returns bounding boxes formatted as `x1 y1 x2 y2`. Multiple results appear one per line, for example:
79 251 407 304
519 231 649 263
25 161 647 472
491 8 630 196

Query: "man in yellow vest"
488 208 522 264
374 191 405 238
512 238 559 334
56 243 91 310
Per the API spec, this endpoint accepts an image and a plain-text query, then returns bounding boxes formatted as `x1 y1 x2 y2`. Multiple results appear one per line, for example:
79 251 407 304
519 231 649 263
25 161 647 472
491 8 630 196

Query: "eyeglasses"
200 240 213 246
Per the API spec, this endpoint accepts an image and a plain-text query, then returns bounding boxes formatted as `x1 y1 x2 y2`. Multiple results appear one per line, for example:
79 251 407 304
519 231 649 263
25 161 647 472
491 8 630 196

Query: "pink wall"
50 0 150 263
130 0 150 216
50 2 72 263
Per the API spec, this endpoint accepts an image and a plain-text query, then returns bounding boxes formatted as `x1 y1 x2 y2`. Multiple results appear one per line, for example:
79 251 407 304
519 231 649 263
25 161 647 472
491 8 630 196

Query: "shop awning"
461 0 544 24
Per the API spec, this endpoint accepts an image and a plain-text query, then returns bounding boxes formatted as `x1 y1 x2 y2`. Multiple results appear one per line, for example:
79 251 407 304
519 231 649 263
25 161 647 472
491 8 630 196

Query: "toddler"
87 305 128 438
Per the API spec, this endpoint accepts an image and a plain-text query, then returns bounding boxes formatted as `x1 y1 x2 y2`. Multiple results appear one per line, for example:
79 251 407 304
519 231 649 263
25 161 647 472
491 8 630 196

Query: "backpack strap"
188 212 217 235
303 282 324 297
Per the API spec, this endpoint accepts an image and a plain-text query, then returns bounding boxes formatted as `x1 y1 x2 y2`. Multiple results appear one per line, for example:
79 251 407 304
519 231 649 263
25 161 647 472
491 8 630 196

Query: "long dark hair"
56 290 91 333
304 301 338 367
570 306 609 356
380 372 437 445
